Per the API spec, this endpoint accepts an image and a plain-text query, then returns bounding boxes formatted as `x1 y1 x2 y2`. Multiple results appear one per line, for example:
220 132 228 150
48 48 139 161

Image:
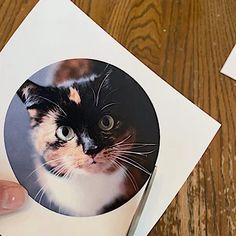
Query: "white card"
0 0 220 235
221 45 236 80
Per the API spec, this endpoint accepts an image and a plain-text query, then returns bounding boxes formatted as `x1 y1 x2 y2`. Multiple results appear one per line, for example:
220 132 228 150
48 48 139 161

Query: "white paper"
0 0 220 235
221 45 236 80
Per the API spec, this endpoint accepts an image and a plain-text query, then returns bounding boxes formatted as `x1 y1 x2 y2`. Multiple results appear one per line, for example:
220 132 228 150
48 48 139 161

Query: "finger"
0 180 28 215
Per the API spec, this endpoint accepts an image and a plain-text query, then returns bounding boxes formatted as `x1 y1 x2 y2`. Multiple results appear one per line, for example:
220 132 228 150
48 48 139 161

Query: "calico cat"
17 60 160 216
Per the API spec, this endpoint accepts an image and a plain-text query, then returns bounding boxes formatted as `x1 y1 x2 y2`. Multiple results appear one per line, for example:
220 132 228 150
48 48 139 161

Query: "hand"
0 180 27 215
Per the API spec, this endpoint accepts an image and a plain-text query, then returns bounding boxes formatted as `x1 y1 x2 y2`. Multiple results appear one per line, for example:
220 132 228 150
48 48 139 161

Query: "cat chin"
72 163 115 176
72 167 95 176
40 163 126 217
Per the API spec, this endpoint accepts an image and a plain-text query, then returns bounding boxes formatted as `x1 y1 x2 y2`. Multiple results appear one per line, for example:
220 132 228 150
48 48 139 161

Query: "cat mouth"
90 154 98 164
41 152 111 177
42 156 101 177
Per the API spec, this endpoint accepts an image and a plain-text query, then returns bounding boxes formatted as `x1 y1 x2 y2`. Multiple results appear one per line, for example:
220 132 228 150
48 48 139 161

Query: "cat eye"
56 126 75 141
98 115 115 131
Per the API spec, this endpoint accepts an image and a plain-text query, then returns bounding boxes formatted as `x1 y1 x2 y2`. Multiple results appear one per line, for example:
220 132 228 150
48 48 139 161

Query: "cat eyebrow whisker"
97 63 110 77
53 112 67 119
30 95 67 117
103 63 110 73
115 155 151 175
111 160 138 191
90 87 96 106
100 102 120 111
100 88 119 106
95 69 112 106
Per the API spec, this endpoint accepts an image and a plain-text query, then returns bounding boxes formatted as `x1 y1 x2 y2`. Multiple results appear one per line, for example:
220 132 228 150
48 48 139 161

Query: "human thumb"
0 180 28 215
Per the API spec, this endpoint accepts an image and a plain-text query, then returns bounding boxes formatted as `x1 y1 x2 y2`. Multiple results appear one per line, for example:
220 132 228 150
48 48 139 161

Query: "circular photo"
4 59 160 217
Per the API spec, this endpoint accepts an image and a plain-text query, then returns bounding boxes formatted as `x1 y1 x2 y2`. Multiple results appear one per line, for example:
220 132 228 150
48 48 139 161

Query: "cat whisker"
33 174 44 184
58 204 63 215
115 149 157 156
90 87 96 106
34 183 47 201
95 69 112 106
68 169 75 180
39 186 48 204
100 102 120 111
112 152 145 160
66 170 74 180
39 162 67 179
26 158 61 179
63 166 74 180
112 159 138 191
103 63 110 74
47 110 66 119
62 169 70 179
111 143 157 152
30 95 67 117
101 88 119 106
110 135 132 148
116 146 157 152
113 149 150 158
51 161 76 180
115 156 151 175
115 143 157 148
56 159 75 179
52 167 65 176
33 163 66 185
49 196 53 210
26 157 65 179
51 164 68 177
116 154 150 170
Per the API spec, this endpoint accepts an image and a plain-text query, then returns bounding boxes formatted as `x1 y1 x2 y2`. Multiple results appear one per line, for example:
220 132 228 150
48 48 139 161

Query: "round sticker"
4 59 160 217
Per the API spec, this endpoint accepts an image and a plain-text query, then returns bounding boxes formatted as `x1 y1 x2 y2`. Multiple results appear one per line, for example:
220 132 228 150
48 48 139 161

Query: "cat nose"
83 144 98 155
80 131 98 155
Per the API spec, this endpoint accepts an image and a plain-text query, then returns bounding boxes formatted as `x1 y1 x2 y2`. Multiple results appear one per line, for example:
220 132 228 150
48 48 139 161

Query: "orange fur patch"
69 87 81 104
32 111 58 154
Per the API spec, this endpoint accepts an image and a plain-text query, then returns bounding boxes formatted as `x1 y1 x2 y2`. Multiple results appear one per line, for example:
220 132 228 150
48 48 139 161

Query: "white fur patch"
31 111 59 154
57 74 98 88
22 85 32 99
80 131 97 152
38 164 125 216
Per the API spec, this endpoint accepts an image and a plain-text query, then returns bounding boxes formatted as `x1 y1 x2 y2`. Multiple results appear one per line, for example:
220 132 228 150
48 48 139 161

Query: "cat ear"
17 80 44 124
17 80 41 104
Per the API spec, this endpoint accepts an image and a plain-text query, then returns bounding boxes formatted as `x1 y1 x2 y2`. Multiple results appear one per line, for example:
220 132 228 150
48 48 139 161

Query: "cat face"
17 68 140 177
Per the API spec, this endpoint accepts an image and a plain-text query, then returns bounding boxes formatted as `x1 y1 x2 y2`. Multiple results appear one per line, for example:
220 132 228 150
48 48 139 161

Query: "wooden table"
0 1 235 235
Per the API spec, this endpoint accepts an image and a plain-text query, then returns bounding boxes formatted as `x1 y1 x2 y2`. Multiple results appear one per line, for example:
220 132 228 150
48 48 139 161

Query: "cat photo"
4 59 160 217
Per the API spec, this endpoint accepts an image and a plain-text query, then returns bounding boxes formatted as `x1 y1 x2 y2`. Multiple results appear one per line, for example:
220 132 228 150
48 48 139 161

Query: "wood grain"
0 0 235 235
